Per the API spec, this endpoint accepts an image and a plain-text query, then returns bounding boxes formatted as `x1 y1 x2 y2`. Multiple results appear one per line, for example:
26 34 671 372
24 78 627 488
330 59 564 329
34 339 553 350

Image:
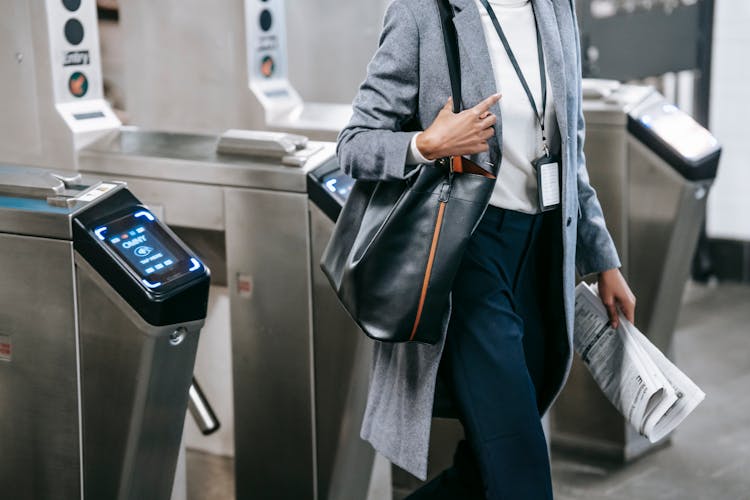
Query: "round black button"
566 216 572 227
62 0 81 11
259 9 273 31
69 71 89 98
64 18 84 45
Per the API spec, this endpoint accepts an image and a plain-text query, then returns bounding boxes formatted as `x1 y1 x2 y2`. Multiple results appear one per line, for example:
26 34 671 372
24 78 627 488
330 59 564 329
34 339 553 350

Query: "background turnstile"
551 81 721 461
113 0 359 140
0 0 120 170
0 166 210 499
78 129 379 499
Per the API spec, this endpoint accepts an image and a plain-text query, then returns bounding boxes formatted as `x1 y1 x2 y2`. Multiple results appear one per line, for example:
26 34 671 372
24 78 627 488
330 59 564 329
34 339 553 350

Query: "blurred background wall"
706 1 750 279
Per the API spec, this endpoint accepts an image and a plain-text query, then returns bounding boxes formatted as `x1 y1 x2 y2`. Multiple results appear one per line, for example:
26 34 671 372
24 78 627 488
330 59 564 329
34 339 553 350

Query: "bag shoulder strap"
436 0 462 113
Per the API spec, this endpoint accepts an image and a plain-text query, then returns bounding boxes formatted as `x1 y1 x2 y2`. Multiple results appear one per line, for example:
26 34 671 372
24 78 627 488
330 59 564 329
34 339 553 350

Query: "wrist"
416 131 438 160
598 268 620 279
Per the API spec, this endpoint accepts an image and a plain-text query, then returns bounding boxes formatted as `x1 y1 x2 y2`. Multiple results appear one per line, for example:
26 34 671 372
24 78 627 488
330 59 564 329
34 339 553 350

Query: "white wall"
706 0 750 240
285 0 391 104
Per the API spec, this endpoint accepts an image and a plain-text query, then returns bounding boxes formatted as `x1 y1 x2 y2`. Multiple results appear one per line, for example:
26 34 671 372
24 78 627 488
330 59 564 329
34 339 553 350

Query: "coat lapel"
532 0 569 143
449 0 502 169
449 0 497 105
449 0 570 156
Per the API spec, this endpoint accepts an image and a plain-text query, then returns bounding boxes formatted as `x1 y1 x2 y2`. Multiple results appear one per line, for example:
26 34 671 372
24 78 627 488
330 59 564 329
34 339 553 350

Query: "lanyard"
479 0 549 156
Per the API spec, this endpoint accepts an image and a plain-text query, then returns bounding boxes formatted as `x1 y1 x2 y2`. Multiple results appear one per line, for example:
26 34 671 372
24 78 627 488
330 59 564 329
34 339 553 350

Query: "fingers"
600 293 619 329
472 93 502 115
618 295 636 325
478 127 495 140
441 97 455 114
479 112 497 128
433 94 499 157
471 141 489 154
605 301 619 329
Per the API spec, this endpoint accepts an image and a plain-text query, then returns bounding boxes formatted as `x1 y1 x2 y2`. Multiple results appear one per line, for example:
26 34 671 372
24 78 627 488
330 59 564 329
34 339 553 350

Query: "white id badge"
533 157 561 211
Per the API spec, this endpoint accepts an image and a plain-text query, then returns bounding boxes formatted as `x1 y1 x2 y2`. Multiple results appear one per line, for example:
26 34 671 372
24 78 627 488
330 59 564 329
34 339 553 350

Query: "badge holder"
532 148 561 212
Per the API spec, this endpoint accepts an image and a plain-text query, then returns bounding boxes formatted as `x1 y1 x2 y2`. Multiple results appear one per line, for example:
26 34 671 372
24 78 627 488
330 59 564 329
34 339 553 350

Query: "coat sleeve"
569 1 622 276
336 0 421 181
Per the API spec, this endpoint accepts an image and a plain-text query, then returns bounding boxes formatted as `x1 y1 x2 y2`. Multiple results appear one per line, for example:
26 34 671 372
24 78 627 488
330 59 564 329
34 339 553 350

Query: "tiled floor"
187 282 750 499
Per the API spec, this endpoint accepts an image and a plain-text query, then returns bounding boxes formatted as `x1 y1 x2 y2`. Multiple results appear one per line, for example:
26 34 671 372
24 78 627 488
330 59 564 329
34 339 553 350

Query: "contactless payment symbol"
69 71 88 97
134 246 153 258
260 55 275 78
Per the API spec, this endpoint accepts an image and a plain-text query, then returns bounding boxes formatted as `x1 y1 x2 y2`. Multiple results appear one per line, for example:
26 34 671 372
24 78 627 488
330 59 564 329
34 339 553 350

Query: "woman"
337 0 636 497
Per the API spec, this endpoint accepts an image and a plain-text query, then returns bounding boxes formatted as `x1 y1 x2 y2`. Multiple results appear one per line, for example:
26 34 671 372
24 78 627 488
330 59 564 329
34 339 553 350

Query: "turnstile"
0 166 210 499
78 129 378 499
551 81 721 461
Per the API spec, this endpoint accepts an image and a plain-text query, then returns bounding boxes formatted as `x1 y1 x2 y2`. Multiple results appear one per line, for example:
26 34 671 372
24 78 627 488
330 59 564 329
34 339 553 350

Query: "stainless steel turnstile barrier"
551 80 721 461
0 165 210 499
78 129 378 500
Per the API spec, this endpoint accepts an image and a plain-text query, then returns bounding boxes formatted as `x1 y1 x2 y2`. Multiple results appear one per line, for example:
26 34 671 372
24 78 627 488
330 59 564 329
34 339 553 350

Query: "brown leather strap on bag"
451 156 496 178
436 156 496 179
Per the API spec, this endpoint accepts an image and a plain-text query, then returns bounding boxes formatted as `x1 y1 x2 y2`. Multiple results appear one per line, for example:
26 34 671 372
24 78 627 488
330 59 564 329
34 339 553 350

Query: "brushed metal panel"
309 202 375 500
0 201 74 240
81 174 226 231
581 123 629 264
226 188 316 499
627 138 709 351
0 171 126 241
78 129 333 193
0 234 80 499
75 256 202 500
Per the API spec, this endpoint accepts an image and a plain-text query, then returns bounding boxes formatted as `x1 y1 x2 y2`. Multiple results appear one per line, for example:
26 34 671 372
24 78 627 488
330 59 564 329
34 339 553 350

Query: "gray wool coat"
336 0 621 480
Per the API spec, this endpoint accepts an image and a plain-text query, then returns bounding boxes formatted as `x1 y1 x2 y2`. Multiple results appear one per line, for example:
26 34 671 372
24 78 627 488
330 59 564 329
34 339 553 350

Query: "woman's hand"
416 94 502 160
598 268 636 330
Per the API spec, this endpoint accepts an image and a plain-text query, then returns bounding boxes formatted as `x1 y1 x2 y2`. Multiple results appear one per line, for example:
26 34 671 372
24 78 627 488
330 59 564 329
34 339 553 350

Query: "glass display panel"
320 171 355 203
94 210 199 288
639 104 719 161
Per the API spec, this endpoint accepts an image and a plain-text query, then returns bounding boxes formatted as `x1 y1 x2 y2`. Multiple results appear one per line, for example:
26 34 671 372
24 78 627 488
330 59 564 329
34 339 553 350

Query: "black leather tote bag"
320 0 497 344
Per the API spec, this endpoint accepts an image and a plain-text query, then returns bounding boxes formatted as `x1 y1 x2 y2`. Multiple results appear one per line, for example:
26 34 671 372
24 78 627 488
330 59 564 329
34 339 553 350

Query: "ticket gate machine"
552 81 721 461
0 166 210 499
78 130 378 499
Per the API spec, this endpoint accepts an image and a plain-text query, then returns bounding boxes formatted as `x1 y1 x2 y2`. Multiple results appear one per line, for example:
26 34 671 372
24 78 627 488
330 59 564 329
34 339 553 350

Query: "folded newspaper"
574 282 705 443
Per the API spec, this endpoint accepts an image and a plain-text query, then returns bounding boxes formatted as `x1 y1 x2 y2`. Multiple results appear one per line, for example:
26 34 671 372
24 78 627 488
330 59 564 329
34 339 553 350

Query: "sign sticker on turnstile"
77 182 117 202
0 334 11 362
237 273 254 299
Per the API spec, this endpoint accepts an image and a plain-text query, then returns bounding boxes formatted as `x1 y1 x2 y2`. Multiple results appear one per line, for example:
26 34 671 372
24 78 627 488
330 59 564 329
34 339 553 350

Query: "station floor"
186 282 750 500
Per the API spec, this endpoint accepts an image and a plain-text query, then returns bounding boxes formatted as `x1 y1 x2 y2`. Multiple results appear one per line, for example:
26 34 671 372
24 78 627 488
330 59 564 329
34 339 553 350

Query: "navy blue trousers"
408 206 556 500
